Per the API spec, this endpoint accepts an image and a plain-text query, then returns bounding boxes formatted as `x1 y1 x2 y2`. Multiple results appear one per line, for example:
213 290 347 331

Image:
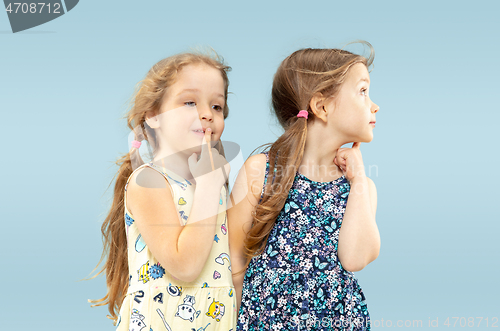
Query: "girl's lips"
369 122 376 127
192 129 214 137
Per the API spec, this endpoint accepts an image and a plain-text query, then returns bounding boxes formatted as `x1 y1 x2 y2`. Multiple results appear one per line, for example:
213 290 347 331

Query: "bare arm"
334 142 380 272
127 167 223 282
127 131 229 283
228 154 266 312
337 176 380 272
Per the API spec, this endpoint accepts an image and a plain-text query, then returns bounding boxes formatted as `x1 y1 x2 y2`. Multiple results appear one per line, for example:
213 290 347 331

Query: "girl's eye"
212 105 223 112
185 101 196 107
360 88 368 96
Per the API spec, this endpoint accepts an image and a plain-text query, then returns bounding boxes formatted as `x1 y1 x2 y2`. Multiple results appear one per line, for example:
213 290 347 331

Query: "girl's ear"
145 111 160 129
309 92 328 123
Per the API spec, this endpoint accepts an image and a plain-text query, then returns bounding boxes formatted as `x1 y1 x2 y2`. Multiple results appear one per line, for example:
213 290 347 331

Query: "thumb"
352 142 361 149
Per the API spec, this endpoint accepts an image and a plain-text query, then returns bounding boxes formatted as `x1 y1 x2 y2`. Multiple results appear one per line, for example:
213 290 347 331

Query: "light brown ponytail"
242 43 374 262
88 152 132 321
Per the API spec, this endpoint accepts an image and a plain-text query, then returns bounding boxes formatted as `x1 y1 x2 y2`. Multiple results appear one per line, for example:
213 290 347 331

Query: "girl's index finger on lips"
200 128 209 158
205 128 215 170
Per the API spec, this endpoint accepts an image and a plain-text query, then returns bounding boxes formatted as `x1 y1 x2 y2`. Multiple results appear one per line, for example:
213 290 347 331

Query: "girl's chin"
362 136 373 143
179 139 220 155
183 145 202 155
357 132 374 143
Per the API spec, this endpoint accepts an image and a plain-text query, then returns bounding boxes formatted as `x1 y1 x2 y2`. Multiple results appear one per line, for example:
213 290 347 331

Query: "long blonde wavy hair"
89 51 231 323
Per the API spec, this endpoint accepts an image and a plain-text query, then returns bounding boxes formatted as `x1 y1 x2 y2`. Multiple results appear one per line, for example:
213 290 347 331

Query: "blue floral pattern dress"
236 153 370 331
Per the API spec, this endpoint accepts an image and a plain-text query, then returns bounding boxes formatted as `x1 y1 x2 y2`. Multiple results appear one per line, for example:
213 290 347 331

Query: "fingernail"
206 128 211 132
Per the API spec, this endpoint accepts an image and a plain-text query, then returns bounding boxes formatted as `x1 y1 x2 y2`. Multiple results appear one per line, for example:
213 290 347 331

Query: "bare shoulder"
228 154 267 256
230 153 267 210
126 166 172 213
244 153 267 177
243 153 267 200
127 166 171 191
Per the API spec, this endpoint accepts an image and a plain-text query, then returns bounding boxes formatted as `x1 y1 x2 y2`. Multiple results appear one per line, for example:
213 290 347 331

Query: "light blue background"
1 1 499 330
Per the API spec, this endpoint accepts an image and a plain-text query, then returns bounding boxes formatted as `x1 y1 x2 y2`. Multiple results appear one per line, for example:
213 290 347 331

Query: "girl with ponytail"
229 43 381 330
90 52 236 330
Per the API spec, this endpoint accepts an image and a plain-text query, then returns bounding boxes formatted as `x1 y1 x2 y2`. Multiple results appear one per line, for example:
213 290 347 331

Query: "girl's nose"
371 102 380 114
198 107 213 121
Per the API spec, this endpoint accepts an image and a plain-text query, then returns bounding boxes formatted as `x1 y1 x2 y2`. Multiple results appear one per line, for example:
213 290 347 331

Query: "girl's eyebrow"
176 89 199 96
176 89 224 99
357 78 370 84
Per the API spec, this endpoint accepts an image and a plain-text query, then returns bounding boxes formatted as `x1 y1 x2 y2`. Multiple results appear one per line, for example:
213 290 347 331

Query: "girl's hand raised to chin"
333 142 366 182
188 128 231 188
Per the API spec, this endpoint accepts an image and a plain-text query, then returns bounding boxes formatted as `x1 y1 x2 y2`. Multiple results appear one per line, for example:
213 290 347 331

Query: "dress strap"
125 162 172 190
259 152 271 203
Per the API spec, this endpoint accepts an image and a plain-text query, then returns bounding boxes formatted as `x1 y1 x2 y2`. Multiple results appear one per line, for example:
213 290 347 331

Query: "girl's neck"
299 123 345 182
153 149 194 181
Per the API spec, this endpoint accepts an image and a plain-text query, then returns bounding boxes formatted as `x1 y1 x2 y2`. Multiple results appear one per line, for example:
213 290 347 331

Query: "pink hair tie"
297 110 308 119
131 140 142 149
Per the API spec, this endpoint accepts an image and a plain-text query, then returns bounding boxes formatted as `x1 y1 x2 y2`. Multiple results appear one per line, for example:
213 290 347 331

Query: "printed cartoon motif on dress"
215 253 231 271
166 284 182 297
190 323 211 331
175 295 200 322
206 298 225 322
137 261 149 284
149 262 165 280
126 213 134 226
179 210 188 222
135 234 146 253
156 309 173 331
129 309 146 331
220 214 227 235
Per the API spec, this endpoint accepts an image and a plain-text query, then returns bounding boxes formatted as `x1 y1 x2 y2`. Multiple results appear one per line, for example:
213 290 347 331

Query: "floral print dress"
236 153 370 331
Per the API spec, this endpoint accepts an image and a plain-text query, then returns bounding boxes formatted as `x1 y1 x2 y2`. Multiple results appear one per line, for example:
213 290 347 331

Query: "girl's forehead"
160 65 225 107
178 64 223 83
169 64 224 94
345 63 370 85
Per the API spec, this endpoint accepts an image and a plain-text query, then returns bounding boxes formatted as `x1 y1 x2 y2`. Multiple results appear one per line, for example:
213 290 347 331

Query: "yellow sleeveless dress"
116 162 236 331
